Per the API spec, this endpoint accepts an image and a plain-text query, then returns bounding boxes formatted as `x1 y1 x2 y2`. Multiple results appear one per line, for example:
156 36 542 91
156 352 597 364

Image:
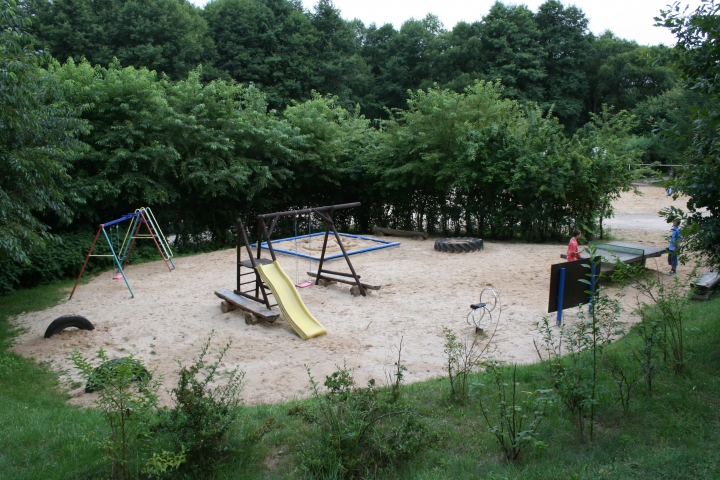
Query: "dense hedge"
1 59 642 293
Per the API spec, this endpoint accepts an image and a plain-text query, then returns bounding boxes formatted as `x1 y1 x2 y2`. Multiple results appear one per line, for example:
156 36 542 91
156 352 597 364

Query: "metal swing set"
69 207 175 299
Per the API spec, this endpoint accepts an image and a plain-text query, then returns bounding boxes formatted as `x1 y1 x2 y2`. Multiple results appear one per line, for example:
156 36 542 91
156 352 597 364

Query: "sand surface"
10 186 692 406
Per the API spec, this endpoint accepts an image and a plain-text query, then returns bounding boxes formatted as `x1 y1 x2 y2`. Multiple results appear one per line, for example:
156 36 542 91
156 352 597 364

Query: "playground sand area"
10 186 686 407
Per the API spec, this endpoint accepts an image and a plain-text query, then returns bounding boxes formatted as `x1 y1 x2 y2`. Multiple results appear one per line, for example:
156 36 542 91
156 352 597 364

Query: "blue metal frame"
556 267 566 326
252 232 400 260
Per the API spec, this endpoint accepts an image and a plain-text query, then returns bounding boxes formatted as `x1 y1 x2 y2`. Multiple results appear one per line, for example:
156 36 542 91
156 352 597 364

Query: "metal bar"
143 207 174 258
121 215 142 268
102 227 134 298
69 226 102 300
140 211 173 272
556 268 566 326
257 202 361 220
101 213 137 228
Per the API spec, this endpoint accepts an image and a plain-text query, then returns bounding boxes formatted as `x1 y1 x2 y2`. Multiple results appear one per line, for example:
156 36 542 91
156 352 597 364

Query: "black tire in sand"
44 315 95 338
434 238 484 253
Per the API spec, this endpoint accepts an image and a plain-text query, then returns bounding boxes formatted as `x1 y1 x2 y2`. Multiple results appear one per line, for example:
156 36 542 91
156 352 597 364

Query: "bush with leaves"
473 361 553 461
297 362 430 478
69 350 160 480
627 265 696 375
442 326 496 402
155 333 245 475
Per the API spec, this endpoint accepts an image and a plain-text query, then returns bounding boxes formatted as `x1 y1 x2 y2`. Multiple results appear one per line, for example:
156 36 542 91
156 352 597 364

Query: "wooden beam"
215 288 279 321
307 271 381 290
373 227 428 239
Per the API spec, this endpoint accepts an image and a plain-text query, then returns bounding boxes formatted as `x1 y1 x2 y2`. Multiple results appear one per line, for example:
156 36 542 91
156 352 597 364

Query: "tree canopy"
659 0 720 264
0 0 704 292
0 0 86 263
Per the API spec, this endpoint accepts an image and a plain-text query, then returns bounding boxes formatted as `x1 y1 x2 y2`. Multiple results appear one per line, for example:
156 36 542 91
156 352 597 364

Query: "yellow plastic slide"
255 261 327 340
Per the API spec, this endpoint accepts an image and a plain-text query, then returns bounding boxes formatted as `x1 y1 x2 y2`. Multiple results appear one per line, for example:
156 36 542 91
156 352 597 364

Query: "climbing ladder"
119 208 175 272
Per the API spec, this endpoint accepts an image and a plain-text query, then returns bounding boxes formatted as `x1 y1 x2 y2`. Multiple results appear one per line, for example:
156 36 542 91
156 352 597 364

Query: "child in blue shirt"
668 218 682 275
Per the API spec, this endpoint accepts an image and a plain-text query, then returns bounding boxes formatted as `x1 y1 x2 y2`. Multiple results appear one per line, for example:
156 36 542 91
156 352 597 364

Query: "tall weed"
473 362 554 461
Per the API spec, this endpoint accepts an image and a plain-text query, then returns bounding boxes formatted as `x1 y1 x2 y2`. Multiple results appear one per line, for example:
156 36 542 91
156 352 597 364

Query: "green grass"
1 280 719 479
0 280 108 479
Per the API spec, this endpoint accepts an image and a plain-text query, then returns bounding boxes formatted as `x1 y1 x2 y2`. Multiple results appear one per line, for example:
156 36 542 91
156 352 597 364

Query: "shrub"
69 349 160 480
297 363 430 478
473 362 553 461
155 332 245 475
442 327 484 402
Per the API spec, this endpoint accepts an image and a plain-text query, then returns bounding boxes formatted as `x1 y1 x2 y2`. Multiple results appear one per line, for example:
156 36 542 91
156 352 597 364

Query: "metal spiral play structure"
467 287 501 332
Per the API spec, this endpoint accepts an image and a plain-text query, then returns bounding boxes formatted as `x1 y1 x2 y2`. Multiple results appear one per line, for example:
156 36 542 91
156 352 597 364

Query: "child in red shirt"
567 229 582 262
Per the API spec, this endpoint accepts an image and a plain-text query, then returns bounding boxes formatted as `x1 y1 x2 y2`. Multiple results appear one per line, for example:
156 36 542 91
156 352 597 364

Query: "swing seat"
295 280 313 288
112 273 124 281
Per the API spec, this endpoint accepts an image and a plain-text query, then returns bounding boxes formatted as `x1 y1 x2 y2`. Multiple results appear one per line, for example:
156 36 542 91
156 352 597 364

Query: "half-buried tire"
434 237 484 253
44 315 94 338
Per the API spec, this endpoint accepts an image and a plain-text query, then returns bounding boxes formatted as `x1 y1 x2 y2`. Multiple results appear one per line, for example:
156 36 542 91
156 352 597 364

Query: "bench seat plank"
307 270 382 290
214 288 279 320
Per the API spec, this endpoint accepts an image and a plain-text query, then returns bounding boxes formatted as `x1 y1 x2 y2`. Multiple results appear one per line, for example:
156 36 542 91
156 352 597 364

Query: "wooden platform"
214 288 279 321
694 272 720 291
307 270 382 290
239 257 273 269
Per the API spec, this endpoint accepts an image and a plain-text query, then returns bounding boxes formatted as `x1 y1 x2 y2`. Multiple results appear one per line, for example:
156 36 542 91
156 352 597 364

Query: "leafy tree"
358 22 404 118
51 59 303 249
359 15 442 117
50 59 179 226
534 0 592 131
478 2 547 104
163 70 300 245
659 0 720 264
429 21 485 93
307 0 373 112
282 92 379 229
27 0 216 80
374 82 641 240
630 85 703 164
0 0 86 263
586 33 676 115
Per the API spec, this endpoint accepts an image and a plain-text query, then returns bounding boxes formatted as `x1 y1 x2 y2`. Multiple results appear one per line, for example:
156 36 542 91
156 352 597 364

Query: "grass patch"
1 279 719 478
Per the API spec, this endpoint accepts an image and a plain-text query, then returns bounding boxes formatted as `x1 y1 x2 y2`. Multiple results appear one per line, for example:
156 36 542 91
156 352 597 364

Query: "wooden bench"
694 272 720 290
307 270 382 290
214 288 279 323
692 271 720 300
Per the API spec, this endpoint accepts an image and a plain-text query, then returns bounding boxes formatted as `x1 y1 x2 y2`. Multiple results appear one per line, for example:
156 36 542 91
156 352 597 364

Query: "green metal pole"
102 227 134 298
